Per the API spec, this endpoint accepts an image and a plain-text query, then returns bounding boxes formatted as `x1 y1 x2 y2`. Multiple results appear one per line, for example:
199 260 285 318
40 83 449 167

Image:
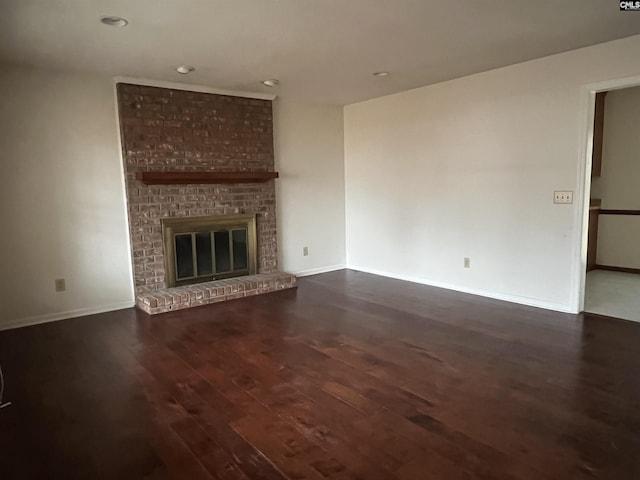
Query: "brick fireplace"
116 83 295 314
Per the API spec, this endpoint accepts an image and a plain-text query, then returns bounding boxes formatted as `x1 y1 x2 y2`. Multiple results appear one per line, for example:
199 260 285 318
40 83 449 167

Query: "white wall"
344 35 640 313
591 87 640 269
274 98 346 275
0 65 134 329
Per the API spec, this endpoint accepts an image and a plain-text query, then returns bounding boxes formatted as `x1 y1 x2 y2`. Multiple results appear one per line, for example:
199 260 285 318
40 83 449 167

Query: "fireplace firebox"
162 214 257 287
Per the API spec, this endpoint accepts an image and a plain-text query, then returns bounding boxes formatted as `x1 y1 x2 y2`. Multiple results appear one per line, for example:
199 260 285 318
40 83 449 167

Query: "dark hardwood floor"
1 270 639 479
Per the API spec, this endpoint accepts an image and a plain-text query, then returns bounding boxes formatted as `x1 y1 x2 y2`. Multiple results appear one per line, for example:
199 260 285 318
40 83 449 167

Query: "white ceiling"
2 1 640 105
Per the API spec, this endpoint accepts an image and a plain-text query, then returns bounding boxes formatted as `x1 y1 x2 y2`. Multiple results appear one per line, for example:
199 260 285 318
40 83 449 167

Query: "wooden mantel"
135 171 279 185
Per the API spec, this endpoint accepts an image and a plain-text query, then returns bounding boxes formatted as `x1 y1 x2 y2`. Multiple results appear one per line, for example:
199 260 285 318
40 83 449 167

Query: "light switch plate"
553 191 573 204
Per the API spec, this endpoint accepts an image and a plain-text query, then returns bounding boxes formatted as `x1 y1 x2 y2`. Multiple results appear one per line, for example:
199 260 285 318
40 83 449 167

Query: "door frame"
574 74 640 313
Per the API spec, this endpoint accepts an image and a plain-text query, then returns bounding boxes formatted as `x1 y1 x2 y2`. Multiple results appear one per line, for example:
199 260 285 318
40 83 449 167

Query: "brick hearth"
136 272 296 315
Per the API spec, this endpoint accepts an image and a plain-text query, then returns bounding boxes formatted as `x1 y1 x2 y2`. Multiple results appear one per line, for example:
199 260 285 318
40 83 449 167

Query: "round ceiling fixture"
100 16 128 27
176 65 196 75
261 79 280 87
373 71 389 77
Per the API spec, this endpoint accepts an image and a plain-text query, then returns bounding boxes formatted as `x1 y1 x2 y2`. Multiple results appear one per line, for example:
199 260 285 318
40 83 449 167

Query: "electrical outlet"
55 278 66 292
303 246 309 256
553 190 573 204
464 257 470 268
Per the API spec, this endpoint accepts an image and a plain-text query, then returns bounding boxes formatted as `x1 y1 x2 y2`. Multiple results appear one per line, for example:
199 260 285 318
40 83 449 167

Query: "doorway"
580 84 640 322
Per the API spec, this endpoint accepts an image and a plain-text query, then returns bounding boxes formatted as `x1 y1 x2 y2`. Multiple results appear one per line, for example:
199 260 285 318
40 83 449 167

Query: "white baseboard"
0 301 136 332
0 266 575 331
346 264 575 314
291 264 346 277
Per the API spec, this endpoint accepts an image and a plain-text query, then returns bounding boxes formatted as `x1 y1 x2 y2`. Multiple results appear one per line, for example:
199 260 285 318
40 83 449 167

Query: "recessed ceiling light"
100 16 128 27
261 79 280 87
176 65 195 75
373 71 389 77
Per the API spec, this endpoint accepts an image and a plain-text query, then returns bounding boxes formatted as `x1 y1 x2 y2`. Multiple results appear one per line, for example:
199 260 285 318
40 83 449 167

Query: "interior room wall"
590 87 640 270
0 65 134 329
273 98 346 275
344 34 640 313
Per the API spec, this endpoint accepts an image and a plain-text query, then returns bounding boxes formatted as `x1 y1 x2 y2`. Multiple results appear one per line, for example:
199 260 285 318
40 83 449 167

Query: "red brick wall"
116 83 277 294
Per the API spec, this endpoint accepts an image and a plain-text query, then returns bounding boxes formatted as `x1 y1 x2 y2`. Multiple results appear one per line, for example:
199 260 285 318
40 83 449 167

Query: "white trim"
573 74 640 314
347 264 574 313
292 264 346 277
113 75 277 100
0 301 136 332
